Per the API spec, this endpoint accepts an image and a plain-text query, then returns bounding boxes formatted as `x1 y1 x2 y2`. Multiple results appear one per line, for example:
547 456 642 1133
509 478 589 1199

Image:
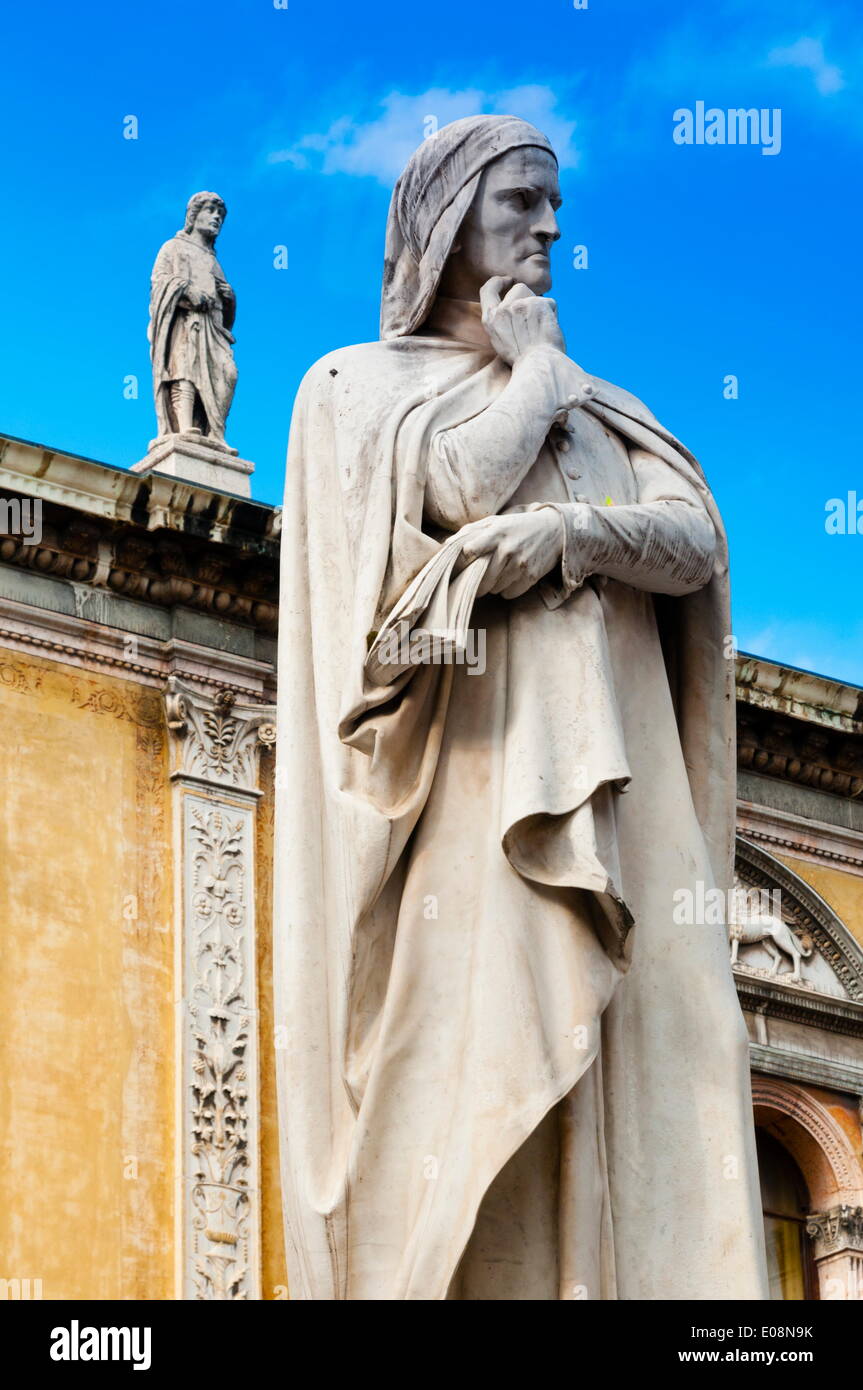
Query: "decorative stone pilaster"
165 675 275 1300
806 1206 863 1300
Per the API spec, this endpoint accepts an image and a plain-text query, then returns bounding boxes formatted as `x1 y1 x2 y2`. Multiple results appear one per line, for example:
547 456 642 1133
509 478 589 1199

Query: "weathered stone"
135 192 253 496
274 114 770 1301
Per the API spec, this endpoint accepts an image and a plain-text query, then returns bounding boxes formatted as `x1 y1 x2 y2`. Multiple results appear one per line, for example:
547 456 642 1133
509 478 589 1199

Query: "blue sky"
1 0 861 681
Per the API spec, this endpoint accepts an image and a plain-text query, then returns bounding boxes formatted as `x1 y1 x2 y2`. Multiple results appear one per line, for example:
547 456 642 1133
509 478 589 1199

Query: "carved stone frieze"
0 484 278 633
737 704 863 800
0 650 45 694
737 800 863 880
735 838 863 1004
0 593 276 698
184 797 255 1300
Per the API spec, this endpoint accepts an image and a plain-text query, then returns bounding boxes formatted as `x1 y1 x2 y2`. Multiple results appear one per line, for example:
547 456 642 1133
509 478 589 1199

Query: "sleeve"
536 446 716 604
424 347 595 531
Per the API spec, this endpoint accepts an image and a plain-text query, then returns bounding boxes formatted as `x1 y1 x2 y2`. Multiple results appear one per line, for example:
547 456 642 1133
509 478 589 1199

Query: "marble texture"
136 192 252 497
274 115 770 1300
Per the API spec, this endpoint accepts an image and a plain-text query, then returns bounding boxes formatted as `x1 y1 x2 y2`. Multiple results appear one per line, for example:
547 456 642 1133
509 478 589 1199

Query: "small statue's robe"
148 231 237 439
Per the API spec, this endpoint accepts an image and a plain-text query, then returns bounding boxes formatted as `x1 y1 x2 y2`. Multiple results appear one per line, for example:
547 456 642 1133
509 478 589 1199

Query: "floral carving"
185 803 255 1300
166 675 275 791
167 676 274 1301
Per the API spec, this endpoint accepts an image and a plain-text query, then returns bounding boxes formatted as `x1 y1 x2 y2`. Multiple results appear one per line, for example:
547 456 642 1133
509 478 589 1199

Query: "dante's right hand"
479 277 567 365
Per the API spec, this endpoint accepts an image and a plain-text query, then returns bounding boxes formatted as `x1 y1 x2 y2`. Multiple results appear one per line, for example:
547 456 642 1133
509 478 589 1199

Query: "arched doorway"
756 1129 819 1299
752 1077 863 1299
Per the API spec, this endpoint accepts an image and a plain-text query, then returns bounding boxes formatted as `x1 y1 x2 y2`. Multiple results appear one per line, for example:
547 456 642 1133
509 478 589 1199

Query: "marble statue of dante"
274 115 769 1300
148 191 238 445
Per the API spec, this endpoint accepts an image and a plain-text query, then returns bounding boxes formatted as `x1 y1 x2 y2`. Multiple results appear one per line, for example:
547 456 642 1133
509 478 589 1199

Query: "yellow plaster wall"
0 650 173 1299
774 853 863 950
14 644 862 1304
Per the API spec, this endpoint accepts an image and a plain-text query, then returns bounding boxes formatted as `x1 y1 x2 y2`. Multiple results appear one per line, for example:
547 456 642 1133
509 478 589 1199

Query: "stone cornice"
0 433 279 538
737 799 863 878
736 678 863 801
0 594 275 700
748 1043 863 1095
0 448 279 634
737 972 863 1037
736 652 863 733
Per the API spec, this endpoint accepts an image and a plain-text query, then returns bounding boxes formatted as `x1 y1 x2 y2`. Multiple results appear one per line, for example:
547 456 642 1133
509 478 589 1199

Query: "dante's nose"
541 213 561 243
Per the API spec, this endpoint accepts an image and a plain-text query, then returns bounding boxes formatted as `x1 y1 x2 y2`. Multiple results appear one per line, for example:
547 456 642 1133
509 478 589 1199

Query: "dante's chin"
514 259 547 291
521 266 552 294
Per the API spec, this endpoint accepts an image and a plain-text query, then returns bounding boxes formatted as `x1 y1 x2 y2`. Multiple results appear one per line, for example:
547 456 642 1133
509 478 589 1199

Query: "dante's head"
439 146 560 300
381 115 560 339
183 191 227 240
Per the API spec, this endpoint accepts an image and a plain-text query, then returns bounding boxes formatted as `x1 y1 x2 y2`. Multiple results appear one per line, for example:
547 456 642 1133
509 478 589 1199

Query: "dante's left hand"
455 509 564 599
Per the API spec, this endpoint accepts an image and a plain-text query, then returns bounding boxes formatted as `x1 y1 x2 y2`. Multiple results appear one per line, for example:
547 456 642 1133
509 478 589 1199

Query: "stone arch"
751 1075 863 1209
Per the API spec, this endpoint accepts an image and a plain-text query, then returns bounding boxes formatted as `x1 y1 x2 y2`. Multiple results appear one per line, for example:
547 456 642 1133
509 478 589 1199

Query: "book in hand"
364 534 491 687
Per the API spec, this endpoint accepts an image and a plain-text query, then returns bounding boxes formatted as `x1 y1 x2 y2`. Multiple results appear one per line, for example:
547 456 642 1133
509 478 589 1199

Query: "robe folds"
273 320 770 1300
148 231 236 438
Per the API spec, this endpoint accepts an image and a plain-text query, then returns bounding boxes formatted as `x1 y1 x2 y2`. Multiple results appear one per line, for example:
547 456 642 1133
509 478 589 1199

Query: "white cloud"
767 36 845 95
267 85 580 183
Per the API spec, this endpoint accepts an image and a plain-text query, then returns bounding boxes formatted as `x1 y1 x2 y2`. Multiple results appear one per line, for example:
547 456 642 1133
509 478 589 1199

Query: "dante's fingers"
500 573 536 600
479 276 513 322
458 519 504 560
452 517 484 545
476 550 509 597
475 563 493 597
459 535 492 566
510 300 529 358
500 282 535 306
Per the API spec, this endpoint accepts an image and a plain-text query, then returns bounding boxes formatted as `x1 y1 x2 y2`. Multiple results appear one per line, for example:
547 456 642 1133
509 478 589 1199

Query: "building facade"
1 433 861 1300
735 657 863 1299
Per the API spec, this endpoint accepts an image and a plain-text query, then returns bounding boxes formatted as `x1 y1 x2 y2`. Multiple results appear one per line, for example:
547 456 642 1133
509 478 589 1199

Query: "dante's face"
448 147 561 296
194 201 225 238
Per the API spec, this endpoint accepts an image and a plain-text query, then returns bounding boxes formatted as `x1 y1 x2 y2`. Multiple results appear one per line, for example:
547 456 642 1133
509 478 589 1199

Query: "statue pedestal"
132 433 254 498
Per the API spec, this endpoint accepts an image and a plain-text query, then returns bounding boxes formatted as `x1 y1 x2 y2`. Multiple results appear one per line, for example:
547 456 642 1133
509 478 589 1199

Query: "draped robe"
148 231 237 439
273 294 768 1300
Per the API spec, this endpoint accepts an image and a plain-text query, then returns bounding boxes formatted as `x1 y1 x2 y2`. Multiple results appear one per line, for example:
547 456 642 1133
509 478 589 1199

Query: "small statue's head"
441 145 561 300
184 192 227 240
